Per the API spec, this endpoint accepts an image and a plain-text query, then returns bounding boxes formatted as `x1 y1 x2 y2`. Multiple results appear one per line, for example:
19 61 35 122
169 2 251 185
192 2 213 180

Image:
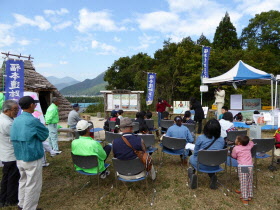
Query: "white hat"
76 120 91 131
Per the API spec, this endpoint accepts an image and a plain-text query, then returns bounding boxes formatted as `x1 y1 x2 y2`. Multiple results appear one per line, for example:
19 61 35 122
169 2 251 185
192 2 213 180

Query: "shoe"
100 170 110 179
42 163 50 167
190 174 197 189
241 199 249 205
235 189 241 194
54 150 62 154
240 197 252 201
18 206 23 210
187 167 194 179
50 153 58 157
210 175 217 189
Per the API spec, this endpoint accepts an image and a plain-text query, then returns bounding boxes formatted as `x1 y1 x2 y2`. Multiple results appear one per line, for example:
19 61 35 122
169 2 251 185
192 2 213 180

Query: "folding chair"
145 119 157 131
109 121 116 131
105 131 122 144
133 122 139 133
226 130 247 145
160 120 174 133
182 123 196 141
140 134 158 153
252 138 275 172
112 158 148 187
191 149 228 193
161 136 186 164
71 153 110 194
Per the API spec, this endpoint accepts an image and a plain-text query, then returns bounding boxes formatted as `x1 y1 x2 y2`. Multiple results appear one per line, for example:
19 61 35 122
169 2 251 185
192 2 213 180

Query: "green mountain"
60 72 107 96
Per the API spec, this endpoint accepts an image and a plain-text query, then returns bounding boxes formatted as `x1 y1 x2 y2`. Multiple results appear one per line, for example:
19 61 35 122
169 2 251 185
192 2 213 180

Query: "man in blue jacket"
11 96 49 210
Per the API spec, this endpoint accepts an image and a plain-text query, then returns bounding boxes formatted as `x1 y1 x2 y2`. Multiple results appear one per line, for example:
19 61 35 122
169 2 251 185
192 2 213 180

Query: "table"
233 122 278 130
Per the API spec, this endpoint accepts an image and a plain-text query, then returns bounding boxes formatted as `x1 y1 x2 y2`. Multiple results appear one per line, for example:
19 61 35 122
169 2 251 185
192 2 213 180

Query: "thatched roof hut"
0 60 72 121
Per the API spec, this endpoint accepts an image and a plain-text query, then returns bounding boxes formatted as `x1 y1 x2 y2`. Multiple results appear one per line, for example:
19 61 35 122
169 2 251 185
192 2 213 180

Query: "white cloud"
44 8 69 16
91 40 117 54
0 24 15 47
234 0 280 16
133 33 159 50
53 21 72 31
114 36 121 42
35 63 54 68
13 14 51 30
76 9 119 32
59 61 68 65
18 39 30 46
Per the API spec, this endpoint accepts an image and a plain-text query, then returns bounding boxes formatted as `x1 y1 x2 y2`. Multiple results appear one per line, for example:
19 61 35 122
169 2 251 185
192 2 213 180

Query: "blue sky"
1 0 279 81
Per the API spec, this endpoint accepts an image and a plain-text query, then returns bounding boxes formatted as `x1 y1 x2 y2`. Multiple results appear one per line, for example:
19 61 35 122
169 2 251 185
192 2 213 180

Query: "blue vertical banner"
201 46 211 78
146 73 156 106
4 59 24 101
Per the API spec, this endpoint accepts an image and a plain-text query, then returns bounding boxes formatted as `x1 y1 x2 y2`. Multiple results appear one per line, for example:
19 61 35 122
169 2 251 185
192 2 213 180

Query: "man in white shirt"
0 100 20 207
214 86 225 118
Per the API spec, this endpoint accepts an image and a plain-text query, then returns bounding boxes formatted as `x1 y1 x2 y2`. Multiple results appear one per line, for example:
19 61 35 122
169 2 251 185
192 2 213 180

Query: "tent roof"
202 60 273 85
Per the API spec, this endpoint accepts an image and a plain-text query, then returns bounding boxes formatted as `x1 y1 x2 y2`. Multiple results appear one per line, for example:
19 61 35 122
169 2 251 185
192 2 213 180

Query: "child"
231 135 254 205
117 110 124 120
182 111 195 124
234 112 243 121
219 106 228 120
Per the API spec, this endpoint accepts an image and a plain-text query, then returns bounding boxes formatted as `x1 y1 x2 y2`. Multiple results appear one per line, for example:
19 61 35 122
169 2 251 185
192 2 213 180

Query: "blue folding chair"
139 134 158 153
161 136 186 164
112 158 148 187
71 153 110 194
160 120 174 133
191 149 228 192
105 131 122 145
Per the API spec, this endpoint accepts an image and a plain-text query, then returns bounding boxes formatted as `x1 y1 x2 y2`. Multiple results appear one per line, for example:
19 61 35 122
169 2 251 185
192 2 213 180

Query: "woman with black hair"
190 97 204 134
188 118 224 189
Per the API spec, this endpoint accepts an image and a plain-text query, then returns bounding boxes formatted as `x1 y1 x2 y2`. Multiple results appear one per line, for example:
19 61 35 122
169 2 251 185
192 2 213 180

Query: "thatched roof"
0 60 72 121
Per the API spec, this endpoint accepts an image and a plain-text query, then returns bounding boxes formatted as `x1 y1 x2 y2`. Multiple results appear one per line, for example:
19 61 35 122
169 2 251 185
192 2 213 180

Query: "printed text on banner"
146 73 156 106
201 46 211 78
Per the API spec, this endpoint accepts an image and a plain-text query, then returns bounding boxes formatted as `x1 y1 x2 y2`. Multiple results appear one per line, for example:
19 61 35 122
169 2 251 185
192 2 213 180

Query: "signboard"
243 98 261 110
146 73 156 105
230 94 242 109
106 93 139 111
201 46 211 78
4 59 24 101
173 101 190 114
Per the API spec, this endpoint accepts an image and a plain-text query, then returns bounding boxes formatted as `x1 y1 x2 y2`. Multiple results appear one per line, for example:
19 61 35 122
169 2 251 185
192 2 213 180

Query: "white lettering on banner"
204 49 208 53
9 72 20 80
9 90 20 97
149 75 154 79
9 80 20 89
10 64 21 72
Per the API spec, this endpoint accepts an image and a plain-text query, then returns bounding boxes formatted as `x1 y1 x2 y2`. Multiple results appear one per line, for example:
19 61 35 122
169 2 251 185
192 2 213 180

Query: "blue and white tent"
202 60 274 85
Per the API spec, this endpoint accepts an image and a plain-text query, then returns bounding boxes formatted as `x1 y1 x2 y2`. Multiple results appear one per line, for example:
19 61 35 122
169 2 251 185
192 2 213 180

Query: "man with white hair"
0 100 20 207
67 103 81 129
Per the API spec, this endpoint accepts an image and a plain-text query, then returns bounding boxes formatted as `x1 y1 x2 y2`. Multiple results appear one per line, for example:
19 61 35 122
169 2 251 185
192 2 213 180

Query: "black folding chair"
183 123 196 141
133 122 139 133
105 131 122 144
227 130 247 145
160 120 174 133
161 136 186 164
139 134 158 154
109 121 116 131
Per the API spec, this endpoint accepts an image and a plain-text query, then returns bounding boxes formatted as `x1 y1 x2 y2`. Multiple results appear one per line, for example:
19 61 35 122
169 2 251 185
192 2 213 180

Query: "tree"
197 34 211 46
241 10 280 54
213 12 241 50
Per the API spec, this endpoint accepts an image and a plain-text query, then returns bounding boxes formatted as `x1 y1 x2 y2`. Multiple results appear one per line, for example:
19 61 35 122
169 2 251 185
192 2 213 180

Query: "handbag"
121 136 153 171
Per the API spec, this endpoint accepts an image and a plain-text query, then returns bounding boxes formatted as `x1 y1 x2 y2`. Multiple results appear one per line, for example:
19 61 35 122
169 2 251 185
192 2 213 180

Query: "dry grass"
1 130 280 210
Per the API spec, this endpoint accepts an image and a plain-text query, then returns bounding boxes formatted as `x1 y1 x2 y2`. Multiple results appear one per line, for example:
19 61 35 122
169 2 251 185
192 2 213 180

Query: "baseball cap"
76 120 91 131
19 96 39 109
111 110 117 116
73 103 79 108
120 117 133 128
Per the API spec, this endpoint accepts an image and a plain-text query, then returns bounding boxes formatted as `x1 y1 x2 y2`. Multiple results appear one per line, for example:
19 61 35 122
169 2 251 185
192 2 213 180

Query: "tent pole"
271 79 273 110
275 80 278 109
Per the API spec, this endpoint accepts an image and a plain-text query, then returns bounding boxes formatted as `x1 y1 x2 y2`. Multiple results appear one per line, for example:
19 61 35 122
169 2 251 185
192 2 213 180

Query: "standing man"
45 97 60 152
67 103 81 129
156 98 172 128
214 86 225 119
0 100 20 207
10 96 49 210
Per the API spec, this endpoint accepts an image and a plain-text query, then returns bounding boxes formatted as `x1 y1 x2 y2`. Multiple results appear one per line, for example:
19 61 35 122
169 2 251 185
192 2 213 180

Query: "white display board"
173 101 190 114
230 94 242 109
106 93 139 111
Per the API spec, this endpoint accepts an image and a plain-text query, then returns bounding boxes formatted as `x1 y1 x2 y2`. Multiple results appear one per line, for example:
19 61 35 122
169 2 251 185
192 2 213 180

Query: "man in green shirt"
71 120 111 177
45 97 60 152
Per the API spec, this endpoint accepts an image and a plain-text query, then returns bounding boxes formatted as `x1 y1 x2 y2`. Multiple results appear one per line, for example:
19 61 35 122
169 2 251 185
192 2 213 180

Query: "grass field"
1 130 280 210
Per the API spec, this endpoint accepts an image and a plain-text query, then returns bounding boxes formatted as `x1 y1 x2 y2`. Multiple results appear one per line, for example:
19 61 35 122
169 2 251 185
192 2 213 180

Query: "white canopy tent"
202 60 275 109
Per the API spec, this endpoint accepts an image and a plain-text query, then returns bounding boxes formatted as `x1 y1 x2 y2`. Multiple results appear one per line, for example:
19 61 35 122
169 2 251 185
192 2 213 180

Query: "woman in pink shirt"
231 136 254 205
